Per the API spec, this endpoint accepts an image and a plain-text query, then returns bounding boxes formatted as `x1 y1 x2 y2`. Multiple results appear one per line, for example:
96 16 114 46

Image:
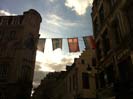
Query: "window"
112 18 122 44
0 31 16 41
93 18 99 36
118 57 132 82
111 0 117 7
87 64 92 71
92 58 96 66
73 74 76 90
102 29 110 55
0 31 3 41
0 17 2 25
24 33 35 49
81 59 85 64
95 73 99 89
2 18 8 25
95 0 98 5
106 65 114 84
0 93 6 99
82 72 90 89
11 17 20 24
99 72 106 88
20 16 24 24
0 64 8 81
21 65 31 82
5 31 16 41
8 17 12 25
69 76 72 92
96 41 102 60
10 31 16 40
126 6 133 32
99 5 105 23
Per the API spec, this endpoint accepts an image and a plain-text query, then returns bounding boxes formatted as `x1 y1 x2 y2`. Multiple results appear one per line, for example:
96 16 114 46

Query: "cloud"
45 14 78 27
34 48 81 87
0 10 16 16
49 0 56 2
35 51 55 72
45 14 62 27
35 48 81 72
65 0 93 15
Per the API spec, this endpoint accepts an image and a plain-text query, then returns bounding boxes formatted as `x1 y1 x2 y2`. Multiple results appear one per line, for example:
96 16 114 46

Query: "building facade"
91 0 133 99
62 49 97 99
32 71 66 99
0 9 42 99
32 49 97 99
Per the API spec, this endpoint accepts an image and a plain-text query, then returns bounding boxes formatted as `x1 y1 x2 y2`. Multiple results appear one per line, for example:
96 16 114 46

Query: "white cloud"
45 14 78 27
49 0 56 2
65 0 93 15
33 49 80 87
50 14 62 21
0 10 16 16
45 14 62 27
35 48 81 72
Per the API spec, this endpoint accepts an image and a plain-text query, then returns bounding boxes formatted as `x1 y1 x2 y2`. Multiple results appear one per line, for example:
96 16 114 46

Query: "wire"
40 28 92 39
40 34 91 42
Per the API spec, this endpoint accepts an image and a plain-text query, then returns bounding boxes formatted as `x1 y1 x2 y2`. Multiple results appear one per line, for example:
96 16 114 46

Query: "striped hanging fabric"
67 38 80 52
52 38 62 50
83 36 96 49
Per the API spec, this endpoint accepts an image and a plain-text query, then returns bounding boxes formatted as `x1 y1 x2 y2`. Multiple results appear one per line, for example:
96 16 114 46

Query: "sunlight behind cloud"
0 10 16 16
65 0 93 15
35 48 81 72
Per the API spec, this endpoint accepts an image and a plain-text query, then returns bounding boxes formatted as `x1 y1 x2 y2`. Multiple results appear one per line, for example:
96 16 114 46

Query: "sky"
0 0 93 87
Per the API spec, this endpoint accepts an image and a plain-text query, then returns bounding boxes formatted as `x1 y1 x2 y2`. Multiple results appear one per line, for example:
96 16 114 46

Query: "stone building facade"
32 49 97 99
0 9 42 99
91 0 133 99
